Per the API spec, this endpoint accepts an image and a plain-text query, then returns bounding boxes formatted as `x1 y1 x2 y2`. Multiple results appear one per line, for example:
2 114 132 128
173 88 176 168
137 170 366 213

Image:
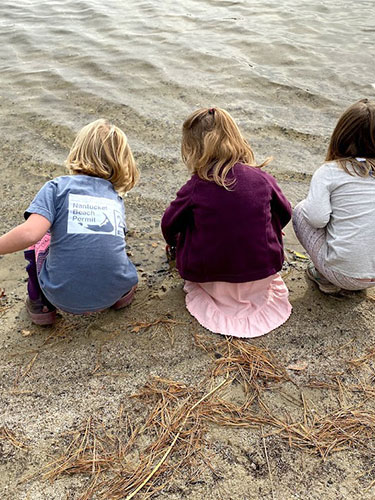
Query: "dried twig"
347 348 375 368
129 317 182 345
0 426 28 449
262 426 275 500
13 353 39 389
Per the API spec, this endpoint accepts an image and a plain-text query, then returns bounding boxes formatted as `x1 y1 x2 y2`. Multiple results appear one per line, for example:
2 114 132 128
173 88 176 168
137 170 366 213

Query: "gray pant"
292 201 375 291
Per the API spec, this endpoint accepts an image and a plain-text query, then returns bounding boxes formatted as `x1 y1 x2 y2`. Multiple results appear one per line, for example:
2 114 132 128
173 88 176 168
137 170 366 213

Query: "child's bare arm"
0 214 51 255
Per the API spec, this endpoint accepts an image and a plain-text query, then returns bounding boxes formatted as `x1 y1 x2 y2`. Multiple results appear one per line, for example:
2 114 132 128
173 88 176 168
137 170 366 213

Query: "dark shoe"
111 285 137 310
306 263 341 294
26 298 56 325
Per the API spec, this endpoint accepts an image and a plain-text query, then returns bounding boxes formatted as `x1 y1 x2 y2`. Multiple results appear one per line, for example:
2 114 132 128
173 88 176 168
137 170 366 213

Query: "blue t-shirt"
25 175 138 314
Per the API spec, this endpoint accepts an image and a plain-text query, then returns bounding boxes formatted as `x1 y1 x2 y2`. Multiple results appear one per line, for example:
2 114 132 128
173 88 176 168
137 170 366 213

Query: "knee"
292 200 306 229
293 200 305 215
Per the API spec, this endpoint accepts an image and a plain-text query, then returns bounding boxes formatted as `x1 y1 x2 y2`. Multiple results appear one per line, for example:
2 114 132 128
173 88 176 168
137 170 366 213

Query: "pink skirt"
184 273 291 338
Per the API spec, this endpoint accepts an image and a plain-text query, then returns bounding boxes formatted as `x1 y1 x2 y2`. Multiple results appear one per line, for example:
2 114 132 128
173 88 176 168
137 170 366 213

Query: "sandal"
26 297 56 325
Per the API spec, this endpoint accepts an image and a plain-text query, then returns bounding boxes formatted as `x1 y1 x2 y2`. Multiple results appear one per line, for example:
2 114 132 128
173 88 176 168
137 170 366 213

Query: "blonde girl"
161 108 292 338
0 119 139 324
293 99 375 294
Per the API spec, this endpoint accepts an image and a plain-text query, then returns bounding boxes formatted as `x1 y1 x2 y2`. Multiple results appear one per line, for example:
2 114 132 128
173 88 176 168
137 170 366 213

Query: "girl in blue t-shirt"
0 119 139 325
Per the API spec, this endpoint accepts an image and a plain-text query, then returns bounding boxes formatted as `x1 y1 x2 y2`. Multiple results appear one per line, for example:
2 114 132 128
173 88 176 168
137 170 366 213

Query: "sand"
1 125 375 499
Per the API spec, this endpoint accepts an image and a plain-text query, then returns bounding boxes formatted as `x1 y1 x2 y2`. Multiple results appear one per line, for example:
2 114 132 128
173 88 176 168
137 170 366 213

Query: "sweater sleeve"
161 176 196 246
302 165 332 228
266 172 292 229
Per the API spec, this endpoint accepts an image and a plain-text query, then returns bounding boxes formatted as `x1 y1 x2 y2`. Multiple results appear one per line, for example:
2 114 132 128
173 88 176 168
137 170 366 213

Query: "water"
0 0 375 228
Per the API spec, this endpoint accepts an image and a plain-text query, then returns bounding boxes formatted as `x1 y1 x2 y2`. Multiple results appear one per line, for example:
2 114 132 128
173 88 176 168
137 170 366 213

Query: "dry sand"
1 136 375 500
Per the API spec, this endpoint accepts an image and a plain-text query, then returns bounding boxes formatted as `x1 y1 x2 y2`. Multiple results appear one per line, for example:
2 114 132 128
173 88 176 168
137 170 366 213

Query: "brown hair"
326 98 375 176
66 119 139 193
181 107 271 188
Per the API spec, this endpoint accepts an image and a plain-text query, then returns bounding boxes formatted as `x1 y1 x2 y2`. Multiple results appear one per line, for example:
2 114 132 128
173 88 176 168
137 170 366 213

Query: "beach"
3 198 375 499
1 1 375 498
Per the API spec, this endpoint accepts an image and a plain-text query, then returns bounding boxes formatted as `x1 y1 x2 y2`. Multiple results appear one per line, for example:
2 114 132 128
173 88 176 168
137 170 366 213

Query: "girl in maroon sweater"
161 108 292 338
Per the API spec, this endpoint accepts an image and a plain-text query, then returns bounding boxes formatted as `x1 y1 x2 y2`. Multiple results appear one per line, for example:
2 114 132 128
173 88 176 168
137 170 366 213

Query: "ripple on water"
0 0 374 193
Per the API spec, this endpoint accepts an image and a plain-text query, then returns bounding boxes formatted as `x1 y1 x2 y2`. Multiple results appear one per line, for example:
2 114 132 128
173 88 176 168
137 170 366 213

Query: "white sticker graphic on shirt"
67 194 125 236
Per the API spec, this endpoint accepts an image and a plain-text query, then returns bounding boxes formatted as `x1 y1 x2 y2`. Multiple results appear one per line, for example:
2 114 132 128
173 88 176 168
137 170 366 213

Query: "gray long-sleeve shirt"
302 161 375 278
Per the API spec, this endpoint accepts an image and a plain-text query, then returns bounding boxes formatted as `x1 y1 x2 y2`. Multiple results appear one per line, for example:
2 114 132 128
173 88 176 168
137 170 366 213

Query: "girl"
0 119 139 325
293 98 375 294
161 107 292 338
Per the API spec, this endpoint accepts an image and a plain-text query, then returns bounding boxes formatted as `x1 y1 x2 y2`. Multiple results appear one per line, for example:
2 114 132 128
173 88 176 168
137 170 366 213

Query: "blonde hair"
66 119 139 193
181 107 271 188
326 98 375 176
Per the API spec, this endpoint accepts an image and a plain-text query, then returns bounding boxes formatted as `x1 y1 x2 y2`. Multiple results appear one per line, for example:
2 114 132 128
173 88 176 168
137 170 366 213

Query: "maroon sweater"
161 163 292 283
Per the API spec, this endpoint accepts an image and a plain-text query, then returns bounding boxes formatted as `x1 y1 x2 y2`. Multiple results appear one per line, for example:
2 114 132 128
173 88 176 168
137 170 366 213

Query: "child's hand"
166 245 176 265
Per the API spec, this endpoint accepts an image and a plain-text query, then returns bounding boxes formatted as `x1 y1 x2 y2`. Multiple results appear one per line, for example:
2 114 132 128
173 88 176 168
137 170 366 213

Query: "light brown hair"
181 107 271 188
66 119 139 193
326 98 375 176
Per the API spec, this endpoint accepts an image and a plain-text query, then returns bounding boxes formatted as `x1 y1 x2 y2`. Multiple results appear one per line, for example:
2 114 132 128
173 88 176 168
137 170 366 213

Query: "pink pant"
292 201 375 291
24 233 53 306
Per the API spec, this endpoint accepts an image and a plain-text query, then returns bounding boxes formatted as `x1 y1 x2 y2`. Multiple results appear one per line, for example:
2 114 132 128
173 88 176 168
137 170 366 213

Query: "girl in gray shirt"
292 99 375 294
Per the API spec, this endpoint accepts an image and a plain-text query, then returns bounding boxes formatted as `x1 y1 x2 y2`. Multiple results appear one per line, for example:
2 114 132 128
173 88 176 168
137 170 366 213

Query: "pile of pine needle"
33 335 375 497
194 334 289 391
37 378 225 499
